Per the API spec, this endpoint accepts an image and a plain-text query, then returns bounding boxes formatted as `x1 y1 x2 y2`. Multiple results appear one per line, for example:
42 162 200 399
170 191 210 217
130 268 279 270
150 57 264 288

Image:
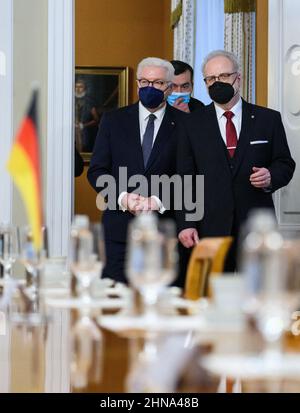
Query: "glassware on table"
70 219 104 305
70 309 103 389
4 226 49 345
90 222 106 266
0 223 19 281
69 217 104 389
19 225 48 312
70 215 89 297
126 334 160 393
241 209 300 364
126 213 178 319
126 333 192 393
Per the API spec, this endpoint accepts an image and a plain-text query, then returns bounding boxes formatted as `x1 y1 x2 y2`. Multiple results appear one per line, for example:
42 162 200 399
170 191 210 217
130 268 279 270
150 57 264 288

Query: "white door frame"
268 0 300 232
44 0 74 392
47 0 74 257
0 0 74 393
0 0 13 225
0 0 13 393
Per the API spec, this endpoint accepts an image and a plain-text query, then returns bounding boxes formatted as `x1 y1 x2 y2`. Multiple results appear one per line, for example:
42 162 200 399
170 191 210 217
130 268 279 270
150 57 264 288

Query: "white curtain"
173 0 255 104
172 0 195 67
193 0 225 104
224 10 256 103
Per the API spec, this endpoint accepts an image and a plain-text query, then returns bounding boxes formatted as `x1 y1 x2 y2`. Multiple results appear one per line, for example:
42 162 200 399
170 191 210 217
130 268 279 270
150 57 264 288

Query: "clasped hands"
121 193 159 215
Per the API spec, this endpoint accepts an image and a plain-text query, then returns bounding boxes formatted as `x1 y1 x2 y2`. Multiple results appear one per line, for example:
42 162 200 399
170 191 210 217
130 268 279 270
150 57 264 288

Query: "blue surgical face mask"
167 92 191 106
139 86 164 109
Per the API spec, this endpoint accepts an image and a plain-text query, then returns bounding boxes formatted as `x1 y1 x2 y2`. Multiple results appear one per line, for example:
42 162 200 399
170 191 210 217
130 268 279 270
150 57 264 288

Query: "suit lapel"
145 105 175 172
232 99 255 178
124 103 144 172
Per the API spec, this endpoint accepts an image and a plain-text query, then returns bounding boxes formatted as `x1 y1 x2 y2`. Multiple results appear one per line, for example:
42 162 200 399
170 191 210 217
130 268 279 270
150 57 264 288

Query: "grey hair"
137 57 175 81
201 50 240 75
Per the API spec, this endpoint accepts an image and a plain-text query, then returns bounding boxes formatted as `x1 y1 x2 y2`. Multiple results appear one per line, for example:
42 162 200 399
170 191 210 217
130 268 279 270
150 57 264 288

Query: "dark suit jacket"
88 102 186 243
176 99 296 237
188 96 204 112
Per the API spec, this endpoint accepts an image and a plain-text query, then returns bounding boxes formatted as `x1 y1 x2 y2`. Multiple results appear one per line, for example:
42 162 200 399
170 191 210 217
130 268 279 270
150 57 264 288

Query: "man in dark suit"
168 60 204 113
88 57 186 283
168 60 204 286
177 50 295 272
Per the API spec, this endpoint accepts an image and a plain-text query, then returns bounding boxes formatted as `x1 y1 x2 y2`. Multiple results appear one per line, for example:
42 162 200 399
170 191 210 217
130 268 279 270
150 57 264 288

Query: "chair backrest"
183 237 233 300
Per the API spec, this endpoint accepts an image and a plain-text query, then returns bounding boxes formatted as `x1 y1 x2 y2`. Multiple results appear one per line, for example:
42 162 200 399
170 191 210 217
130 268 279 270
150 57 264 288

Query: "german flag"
7 90 43 250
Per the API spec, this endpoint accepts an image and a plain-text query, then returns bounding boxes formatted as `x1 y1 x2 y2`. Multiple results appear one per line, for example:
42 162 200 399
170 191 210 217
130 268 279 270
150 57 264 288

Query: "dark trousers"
175 242 192 288
224 219 239 273
223 238 237 272
102 239 127 284
103 239 191 288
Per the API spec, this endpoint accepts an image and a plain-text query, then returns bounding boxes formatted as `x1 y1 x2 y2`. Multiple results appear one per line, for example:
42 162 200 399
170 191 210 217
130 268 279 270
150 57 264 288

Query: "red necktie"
223 111 237 158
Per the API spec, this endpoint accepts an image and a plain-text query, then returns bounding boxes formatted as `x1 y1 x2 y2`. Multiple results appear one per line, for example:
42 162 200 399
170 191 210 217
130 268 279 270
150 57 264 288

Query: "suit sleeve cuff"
118 192 128 212
263 179 273 193
151 196 166 214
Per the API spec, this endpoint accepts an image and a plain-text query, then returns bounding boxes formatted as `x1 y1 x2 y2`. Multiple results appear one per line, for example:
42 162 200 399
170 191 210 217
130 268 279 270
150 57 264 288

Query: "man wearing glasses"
168 60 204 113
88 57 186 283
176 49 295 272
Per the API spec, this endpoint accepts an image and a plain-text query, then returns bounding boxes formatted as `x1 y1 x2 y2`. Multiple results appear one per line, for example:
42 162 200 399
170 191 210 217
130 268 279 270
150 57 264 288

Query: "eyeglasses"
137 79 170 90
203 72 237 85
171 82 192 91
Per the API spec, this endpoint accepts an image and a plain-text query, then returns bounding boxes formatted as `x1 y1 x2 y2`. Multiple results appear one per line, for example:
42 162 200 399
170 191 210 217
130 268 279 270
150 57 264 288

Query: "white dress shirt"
138 101 166 144
118 102 167 213
214 98 242 145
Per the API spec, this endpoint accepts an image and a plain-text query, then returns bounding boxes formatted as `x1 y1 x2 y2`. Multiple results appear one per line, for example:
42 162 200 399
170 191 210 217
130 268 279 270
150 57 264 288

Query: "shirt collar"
214 97 242 121
139 101 166 122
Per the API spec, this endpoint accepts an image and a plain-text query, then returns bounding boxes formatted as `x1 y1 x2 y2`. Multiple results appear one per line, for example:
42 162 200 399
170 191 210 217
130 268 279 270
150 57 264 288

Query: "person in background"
177 50 295 273
75 79 100 152
169 60 205 287
168 60 204 113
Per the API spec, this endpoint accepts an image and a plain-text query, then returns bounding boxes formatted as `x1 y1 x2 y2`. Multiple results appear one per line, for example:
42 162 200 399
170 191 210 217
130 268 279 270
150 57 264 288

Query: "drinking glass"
70 222 104 389
126 215 178 319
243 240 300 365
0 223 19 280
70 223 104 305
19 225 48 311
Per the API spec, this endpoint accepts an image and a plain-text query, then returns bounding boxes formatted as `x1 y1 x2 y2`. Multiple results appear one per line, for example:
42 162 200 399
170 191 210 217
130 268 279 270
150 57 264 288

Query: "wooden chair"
184 237 233 300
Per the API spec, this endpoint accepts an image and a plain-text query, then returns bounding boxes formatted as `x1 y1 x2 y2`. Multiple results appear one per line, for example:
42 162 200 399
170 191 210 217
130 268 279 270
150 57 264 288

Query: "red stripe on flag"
16 117 42 210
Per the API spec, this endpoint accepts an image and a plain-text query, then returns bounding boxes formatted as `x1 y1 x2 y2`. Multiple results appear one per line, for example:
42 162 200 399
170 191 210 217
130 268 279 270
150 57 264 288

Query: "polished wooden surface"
2 298 300 393
5 309 130 393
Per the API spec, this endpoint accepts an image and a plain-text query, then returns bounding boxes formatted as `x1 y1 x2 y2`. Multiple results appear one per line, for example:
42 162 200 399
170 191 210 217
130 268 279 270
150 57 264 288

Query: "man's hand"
172 98 190 113
250 167 271 189
136 196 160 212
120 194 162 215
121 193 144 215
178 228 199 248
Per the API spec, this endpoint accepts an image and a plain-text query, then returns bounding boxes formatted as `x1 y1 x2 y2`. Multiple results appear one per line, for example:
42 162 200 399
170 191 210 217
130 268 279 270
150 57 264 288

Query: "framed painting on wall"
75 66 129 163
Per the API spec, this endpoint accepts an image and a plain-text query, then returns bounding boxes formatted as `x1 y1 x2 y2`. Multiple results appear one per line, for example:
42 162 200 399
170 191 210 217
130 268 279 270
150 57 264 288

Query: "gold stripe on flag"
171 0 183 29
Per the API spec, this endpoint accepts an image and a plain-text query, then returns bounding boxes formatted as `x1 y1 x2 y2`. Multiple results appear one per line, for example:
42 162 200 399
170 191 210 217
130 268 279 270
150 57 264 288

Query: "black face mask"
208 79 237 104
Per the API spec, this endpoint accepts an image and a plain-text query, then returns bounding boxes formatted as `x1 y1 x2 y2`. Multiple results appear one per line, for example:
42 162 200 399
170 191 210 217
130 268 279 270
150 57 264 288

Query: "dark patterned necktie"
223 111 237 158
142 114 156 167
